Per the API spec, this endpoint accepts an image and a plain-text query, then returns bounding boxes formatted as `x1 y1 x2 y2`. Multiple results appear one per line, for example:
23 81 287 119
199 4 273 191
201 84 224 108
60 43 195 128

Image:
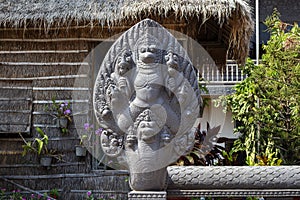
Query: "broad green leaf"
36 138 44 155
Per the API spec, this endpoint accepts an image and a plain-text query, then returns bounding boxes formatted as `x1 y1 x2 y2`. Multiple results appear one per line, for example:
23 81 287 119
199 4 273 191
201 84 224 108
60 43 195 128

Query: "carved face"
165 52 179 69
116 50 132 76
134 109 163 141
137 120 161 141
165 52 179 76
139 45 159 64
117 64 128 76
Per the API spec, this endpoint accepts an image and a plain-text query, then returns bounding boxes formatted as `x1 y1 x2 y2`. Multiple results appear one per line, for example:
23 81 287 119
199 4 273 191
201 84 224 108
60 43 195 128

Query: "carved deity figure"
94 19 201 191
129 35 180 134
165 51 181 94
111 49 134 99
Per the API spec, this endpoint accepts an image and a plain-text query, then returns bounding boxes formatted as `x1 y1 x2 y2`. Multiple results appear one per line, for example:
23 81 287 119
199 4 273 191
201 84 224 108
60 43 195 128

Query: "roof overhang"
0 0 254 64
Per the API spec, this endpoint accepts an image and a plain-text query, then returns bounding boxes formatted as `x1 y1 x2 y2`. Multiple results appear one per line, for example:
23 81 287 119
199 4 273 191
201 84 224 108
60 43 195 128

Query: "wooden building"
0 0 253 199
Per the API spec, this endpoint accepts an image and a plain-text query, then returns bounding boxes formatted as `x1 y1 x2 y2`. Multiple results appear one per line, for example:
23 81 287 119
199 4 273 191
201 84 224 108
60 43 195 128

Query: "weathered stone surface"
93 19 201 191
128 191 166 200
168 166 300 189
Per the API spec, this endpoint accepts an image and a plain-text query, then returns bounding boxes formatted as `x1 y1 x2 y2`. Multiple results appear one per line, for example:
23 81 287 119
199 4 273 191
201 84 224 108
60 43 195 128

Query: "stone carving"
93 19 202 191
128 191 167 200
167 166 300 197
167 166 300 189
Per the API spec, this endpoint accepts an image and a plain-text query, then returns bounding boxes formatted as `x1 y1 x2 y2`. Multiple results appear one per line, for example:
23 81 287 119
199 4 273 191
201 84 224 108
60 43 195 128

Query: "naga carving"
93 19 202 191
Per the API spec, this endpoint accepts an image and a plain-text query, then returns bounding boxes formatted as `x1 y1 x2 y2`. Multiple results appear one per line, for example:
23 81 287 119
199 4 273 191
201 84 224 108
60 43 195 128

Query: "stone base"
128 191 167 200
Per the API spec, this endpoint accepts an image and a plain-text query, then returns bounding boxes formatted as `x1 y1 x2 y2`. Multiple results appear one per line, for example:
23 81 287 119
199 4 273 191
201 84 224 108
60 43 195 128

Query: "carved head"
133 109 163 141
165 51 179 70
115 50 133 76
135 34 162 64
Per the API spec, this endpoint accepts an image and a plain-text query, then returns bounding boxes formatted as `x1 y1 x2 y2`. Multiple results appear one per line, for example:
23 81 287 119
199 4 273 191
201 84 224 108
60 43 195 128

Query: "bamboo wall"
0 27 130 199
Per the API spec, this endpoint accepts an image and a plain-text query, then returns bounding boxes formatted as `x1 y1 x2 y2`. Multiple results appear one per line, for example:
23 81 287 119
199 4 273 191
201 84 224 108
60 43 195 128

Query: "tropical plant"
198 77 210 116
19 127 63 161
80 123 103 146
86 191 94 200
9 189 22 200
218 10 300 165
46 97 72 134
175 122 228 166
49 188 59 199
20 127 49 156
49 97 72 121
0 188 59 200
221 147 240 166
80 123 94 146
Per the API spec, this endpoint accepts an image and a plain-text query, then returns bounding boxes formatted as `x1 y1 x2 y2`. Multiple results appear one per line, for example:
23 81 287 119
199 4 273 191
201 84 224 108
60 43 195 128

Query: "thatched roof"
0 0 254 63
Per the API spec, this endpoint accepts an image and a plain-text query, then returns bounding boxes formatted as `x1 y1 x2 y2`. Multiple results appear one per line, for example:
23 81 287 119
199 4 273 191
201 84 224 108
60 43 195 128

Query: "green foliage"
19 128 63 162
46 96 72 134
19 127 49 156
220 10 300 165
175 123 229 166
50 96 72 121
9 190 22 200
221 147 240 166
0 189 5 200
199 79 210 116
255 138 282 166
49 188 59 199
0 188 59 200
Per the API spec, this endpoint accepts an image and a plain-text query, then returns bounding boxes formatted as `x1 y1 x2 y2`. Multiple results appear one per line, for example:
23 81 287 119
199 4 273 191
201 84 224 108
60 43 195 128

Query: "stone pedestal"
128 191 167 200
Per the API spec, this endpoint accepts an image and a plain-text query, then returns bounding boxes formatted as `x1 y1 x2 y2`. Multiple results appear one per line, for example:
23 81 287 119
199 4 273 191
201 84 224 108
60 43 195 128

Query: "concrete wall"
200 97 235 139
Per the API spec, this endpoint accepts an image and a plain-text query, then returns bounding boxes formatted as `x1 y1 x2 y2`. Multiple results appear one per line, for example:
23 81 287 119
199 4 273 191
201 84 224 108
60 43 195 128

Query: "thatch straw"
0 0 253 63
0 0 252 28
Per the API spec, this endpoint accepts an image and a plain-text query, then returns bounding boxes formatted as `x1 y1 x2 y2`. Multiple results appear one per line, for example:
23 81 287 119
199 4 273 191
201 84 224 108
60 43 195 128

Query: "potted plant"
19 127 62 167
48 97 72 134
75 123 93 157
75 134 88 157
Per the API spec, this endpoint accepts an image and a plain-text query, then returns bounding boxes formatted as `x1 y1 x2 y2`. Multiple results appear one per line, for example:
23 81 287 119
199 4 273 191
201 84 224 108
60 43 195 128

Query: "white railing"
199 60 247 84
